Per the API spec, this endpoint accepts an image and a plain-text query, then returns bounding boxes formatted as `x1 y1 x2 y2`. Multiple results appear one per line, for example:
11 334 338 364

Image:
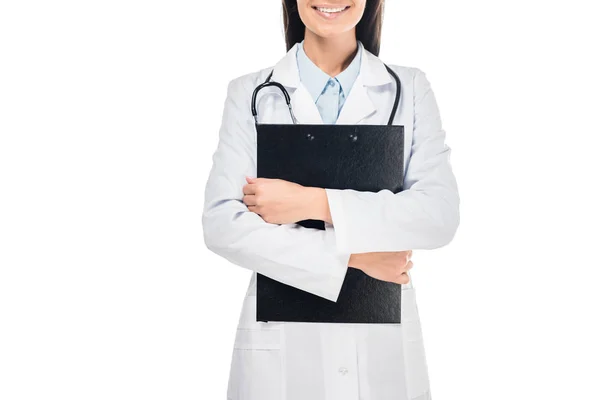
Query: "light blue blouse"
296 40 362 124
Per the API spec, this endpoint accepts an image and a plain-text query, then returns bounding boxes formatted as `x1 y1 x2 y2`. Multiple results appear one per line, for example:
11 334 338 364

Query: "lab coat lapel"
270 43 323 124
335 73 375 124
290 84 324 124
337 44 394 124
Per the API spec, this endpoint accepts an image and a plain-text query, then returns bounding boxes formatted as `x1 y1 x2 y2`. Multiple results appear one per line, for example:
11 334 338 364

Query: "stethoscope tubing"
251 64 402 126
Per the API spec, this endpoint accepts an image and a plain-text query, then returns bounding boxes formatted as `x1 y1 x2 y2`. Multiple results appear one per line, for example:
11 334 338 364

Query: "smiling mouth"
311 5 351 16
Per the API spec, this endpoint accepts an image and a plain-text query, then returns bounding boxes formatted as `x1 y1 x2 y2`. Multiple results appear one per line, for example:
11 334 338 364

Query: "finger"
243 194 257 206
247 205 259 214
243 183 257 195
396 272 410 285
405 260 414 271
245 176 256 184
249 177 268 184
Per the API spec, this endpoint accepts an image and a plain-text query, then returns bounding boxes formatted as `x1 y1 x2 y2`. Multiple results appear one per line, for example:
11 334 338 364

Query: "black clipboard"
254 66 405 324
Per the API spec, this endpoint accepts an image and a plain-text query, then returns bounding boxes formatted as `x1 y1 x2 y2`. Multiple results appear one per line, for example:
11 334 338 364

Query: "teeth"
316 6 347 13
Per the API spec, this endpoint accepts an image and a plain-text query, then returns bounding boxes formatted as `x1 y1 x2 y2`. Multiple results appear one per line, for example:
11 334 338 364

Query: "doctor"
202 0 460 399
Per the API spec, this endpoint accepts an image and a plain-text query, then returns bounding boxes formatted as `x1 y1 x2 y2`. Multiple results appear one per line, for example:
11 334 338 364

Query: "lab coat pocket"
227 295 284 400
227 344 283 400
402 287 430 399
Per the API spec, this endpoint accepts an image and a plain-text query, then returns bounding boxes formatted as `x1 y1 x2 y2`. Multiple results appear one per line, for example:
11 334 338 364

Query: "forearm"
203 199 351 302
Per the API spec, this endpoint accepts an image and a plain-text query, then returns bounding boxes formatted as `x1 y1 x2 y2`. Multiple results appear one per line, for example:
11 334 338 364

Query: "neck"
302 30 358 77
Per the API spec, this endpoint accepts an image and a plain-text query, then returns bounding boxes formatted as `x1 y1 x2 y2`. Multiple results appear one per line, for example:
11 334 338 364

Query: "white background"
1 1 599 399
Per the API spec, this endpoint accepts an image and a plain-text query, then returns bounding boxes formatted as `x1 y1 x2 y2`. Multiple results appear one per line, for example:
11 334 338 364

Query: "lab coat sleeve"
324 68 460 253
202 76 351 302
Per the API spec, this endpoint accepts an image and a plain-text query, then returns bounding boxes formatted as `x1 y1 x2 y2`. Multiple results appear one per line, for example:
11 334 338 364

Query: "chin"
311 25 348 39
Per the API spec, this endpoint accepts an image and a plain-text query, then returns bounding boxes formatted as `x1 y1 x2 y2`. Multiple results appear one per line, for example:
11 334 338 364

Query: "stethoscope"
250 63 402 126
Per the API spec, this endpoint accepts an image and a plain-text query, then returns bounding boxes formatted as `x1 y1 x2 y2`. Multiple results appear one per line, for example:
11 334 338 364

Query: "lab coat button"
338 367 348 375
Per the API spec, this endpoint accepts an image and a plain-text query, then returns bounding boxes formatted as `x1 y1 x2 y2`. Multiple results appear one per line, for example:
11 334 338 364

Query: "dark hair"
281 0 385 56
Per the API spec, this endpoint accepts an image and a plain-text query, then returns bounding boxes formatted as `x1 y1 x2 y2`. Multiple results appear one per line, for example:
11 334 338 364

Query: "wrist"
304 187 331 222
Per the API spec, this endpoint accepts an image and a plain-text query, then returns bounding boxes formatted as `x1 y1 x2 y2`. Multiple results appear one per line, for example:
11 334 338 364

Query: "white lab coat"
202 41 460 400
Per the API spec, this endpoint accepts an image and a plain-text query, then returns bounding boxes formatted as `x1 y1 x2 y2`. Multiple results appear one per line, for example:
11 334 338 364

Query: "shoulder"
382 63 436 104
382 63 428 85
223 67 275 103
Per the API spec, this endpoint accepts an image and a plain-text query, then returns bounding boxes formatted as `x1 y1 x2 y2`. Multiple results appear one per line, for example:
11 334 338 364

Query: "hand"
243 177 324 224
349 250 413 285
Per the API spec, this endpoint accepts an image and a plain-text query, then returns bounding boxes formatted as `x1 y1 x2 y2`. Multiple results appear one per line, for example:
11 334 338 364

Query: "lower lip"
312 6 350 20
